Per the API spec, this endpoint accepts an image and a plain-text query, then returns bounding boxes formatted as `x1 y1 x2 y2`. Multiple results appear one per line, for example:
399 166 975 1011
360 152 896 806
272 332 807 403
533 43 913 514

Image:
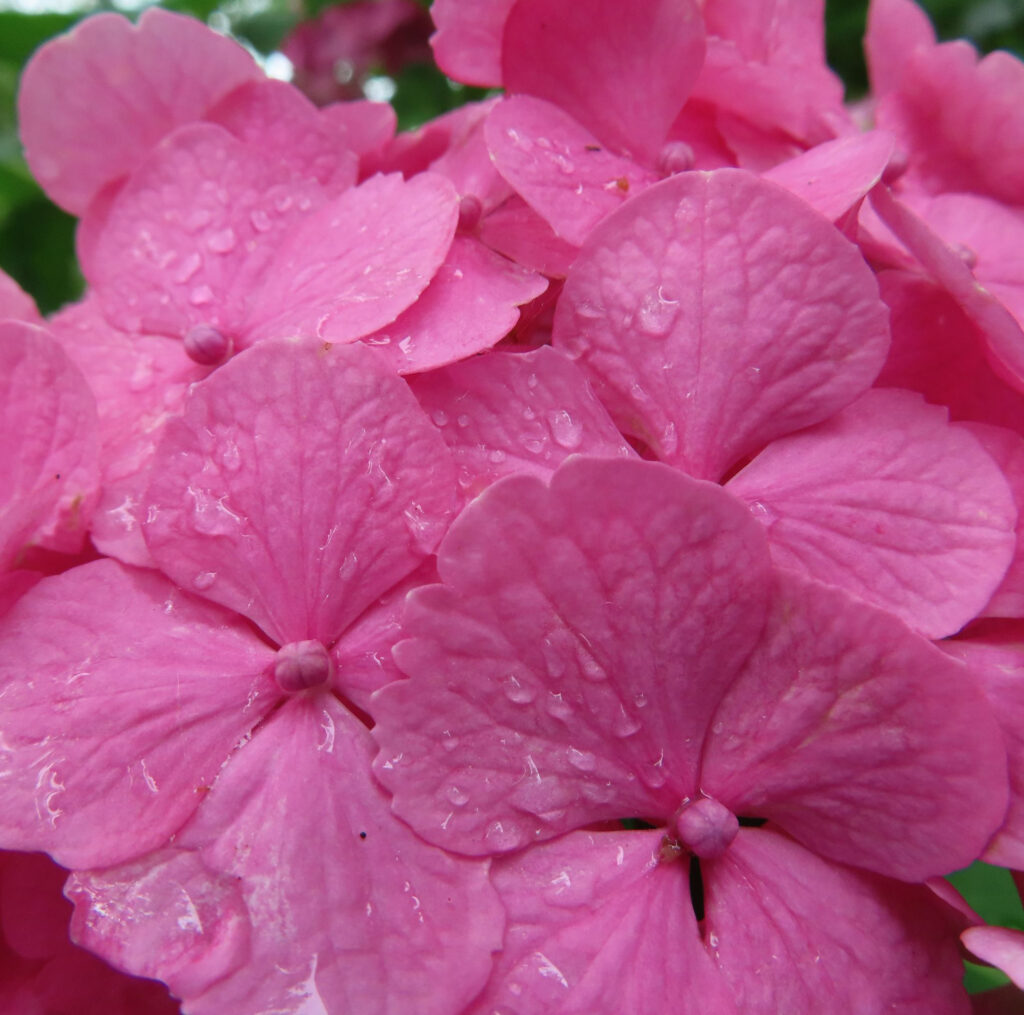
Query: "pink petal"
0 322 98 569
0 270 40 324
485 95 659 246
943 633 1024 868
726 388 1018 638
477 195 580 277
243 172 459 346
865 0 936 97
875 270 1024 434
762 130 895 222
554 169 890 479
700 568 1009 881
87 122 325 340
361 235 547 373
205 79 358 190
173 696 503 1014
320 100 396 163
469 828 738 1015
143 338 456 646
0 572 40 620
963 927 1024 990
373 457 772 854
18 9 260 214
429 0 516 87
502 0 705 165
706 828 971 1014
410 346 633 498
0 559 277 868
67 848 250 1000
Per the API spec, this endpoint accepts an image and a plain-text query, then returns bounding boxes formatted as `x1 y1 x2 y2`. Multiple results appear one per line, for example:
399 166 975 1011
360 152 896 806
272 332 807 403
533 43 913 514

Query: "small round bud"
673 796 739 860
273 640 334 693
184 325 233 366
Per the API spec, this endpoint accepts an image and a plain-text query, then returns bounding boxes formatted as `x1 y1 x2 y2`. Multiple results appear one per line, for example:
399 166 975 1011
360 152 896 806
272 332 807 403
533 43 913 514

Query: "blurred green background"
1 0 1023 997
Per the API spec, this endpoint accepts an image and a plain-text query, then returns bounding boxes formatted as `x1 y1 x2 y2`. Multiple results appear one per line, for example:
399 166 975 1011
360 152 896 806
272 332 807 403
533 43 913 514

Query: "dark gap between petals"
689 855 705 923
738 816 767 827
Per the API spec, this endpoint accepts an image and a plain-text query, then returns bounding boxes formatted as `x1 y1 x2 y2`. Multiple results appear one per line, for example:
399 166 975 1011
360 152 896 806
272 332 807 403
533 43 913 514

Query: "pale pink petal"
875 271 1024 434
762 130 895 222
469 828 738 1015
726 388 1017 638
943 633 1024 868
144 339 456 646
320 100 396 163
48 296 207 567
554 170 890 479
0 270 40 324
502 0 705 165
361 235 547 373
865 0 936 97
205 79 358 191
485 96 658 247
172 696 503 1014
0 559 277 868
373 457 772 854
478 195 579 277
18 8 260 214
243 172 458 346
966 424 1024 618
706 828 971 1014
870 185 1024 389
429 0 516 86
0 572 40 619
0 322 98 569
702 0 831 74
410 346 633 498
67 848 251 1000
700 569 1009 881
425 106 512 210
86 122 325 340
964 927 1024 990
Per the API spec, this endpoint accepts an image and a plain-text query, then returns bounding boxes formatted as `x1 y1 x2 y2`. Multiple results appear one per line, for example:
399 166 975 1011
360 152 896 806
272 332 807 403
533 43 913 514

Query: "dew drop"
551 153 575 175
636 289 678 337
484 820 524 850
566 747 596 772
634 692 648 709
503 674 536 705
430 410 449 427
456 414 470 428
640 765 667 790
219 440 241 472
546 692 573 721
576 644 607 681
488 449 507 464
193 571 217 590
445 785 469 807
250 209 272 233
522 437 545 455
189 285 215 307
548 410 583 450
612 705 642 738
207 228 237 254
184 209 212 233
173 253 202 285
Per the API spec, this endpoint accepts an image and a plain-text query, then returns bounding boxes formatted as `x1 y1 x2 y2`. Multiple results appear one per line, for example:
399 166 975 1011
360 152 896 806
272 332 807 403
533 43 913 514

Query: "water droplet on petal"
636 288 678 337
566 747 596 771
445 785 469 806
207 228 237 254
612 705 642 738
250 209 273 233
173 253 202 285
430 410 448 427
546 692 573 721
548 410 583 450
189 285 215 307
503 674 536 705
484 820 524 850
193 571 217 590
456 414 470 428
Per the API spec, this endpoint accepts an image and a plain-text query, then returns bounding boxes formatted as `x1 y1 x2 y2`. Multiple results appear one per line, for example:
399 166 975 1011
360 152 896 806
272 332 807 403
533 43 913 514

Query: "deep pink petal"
700 569 1009 881
0 322 98 569
502 0 705 165
469 829 738 1015
726 388 1017 637
321 100 397 163
18 9 260 214
485 96 658 246
170 696 503 1014
477 195 580 278
373 457 772 854
554 169 890 479
705 828 970 1014
243 172 458 346
0 270 40 324
86 122 325 340
762 130 895 222
865 0 936 97
410 346 633 499
361 235 547 373
144 338 456 646
943 635 1024 868
0 559 277 868
429 0 516 87
67 848 250 1000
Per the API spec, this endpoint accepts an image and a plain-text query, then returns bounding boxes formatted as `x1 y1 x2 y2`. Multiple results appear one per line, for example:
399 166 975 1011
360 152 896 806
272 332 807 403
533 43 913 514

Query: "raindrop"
250 209 272 233
576 643 606 681
634 692 648 709
456 414 470 428
551 154 575 175
566 747 596 772
488 449 507 465
484 820 524 850
503 674 536 705
189 285 215 307
522 437 545 455
193 571 217 590
207 228 237 254
219 440 241 472
612 705 642 738
636 289 678 337
173 253 202 285
548 410 583 450
546 692 573 721
430 410 449 427
640 764 667 790
445 785 469 807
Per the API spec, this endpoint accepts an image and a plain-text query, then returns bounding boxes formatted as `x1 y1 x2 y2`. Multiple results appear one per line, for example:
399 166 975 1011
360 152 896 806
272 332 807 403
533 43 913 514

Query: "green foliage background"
1 0 1023 994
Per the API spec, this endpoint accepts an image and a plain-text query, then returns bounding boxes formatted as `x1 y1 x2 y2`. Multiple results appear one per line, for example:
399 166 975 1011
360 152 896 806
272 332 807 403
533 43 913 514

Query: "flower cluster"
2 0 1024 1011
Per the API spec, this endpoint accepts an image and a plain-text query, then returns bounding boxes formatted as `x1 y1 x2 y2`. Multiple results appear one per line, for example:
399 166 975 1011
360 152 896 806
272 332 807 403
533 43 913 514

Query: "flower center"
673 796 738 860
273 640 334 693
184 324 233 366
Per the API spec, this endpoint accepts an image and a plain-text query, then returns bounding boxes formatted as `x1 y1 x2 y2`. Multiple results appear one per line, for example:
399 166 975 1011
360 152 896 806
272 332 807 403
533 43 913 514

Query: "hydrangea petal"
700 569 1009 881
144 339 456 646
477 195 580 277
87 122 324 340
706 828 971 1014
410 346 633 498
469 829 738 1015
726 388 1017 637
0 269 40 324
361 235 547 373
502 0 705 165
373 457 772 855
865 0 936 97
554 169 890 479
0 559 277 868
963 926 1024 990
174 696 503 1014
0 322 98 569
485 95 658 246
429 0 516 87
243 172 459 346
17 8 260 214
67 848 250 1000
